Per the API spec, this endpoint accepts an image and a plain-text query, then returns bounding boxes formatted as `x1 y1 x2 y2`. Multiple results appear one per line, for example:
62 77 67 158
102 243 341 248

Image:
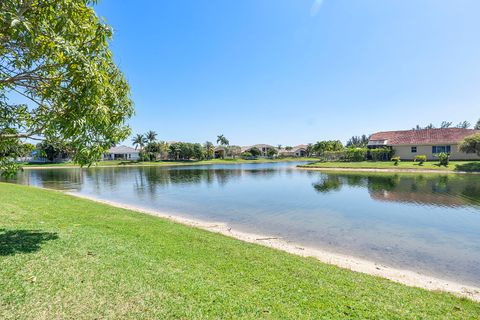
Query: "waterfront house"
278 145 308 157
368 128 480 160
241 144 276 157
102 145 140 161
214 146 227 159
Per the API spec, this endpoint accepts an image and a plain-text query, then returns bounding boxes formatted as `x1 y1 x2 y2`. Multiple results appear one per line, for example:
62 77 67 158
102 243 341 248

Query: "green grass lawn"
21 157 318 169
300 160 480 172
0 183 479 319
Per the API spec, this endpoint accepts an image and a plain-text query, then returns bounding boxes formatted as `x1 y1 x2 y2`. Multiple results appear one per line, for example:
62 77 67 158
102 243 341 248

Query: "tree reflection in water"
313 173 480 208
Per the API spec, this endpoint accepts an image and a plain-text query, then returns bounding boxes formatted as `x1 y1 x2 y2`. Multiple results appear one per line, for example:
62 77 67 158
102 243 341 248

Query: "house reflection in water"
313 173 480 208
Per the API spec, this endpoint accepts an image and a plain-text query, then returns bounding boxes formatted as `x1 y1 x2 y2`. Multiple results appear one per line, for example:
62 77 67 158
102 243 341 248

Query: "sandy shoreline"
297 166 479 174
67 192 480 301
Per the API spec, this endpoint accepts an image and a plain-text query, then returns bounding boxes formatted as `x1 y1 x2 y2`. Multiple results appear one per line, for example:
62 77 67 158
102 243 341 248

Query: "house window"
411 146 417 153
432 145 451 154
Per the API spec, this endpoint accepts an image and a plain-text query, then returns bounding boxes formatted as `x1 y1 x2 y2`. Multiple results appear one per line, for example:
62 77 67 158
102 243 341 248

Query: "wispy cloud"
310 0 324 17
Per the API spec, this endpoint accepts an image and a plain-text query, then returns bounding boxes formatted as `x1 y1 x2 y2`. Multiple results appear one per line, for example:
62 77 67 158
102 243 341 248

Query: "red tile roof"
368 128 479 146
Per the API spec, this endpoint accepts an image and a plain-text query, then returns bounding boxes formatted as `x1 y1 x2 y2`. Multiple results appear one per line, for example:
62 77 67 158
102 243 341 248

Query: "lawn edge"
59 189 480 302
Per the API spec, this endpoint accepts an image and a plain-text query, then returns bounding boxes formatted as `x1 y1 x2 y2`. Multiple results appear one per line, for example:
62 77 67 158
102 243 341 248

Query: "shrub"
369 147 393 161
345 148 368 162
241 151 253 159
437 152 449 166
391 156 400 166
320 150 346 162
369 148 381 161
249 147 261 157
414 155 427 165
459 133 480 156
267 148 278 158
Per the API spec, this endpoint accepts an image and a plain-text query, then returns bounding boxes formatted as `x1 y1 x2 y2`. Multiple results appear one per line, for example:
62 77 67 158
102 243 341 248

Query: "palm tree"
204 141 215 160
132 134 147 150
277 144 282 150
146 130 157 143
216 134 229 146
216 134 229 159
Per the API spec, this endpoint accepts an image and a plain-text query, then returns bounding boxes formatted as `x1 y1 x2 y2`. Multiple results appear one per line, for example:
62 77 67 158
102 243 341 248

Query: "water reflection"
313 173 480 208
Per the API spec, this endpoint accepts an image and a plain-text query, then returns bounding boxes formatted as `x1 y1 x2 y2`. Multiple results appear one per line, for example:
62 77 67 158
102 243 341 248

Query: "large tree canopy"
0 0 133 174
460 134 480 156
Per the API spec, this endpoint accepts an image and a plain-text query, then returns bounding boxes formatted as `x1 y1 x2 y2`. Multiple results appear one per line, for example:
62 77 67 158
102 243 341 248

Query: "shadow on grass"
454 162 480 172
0 229 58 256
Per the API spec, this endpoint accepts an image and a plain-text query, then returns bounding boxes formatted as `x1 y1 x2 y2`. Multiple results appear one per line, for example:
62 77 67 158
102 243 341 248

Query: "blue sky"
95 0 480 146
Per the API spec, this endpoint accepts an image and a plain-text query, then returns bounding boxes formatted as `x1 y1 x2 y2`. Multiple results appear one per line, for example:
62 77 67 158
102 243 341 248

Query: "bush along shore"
299 160 480 173
1 182 479 319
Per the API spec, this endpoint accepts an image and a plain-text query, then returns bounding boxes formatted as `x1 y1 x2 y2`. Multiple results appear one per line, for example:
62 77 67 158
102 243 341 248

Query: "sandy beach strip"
67 192 480 302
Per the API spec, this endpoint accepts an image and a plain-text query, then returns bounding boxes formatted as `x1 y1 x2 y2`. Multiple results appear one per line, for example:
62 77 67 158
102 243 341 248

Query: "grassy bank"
0 183 479 319
300 160 480 172
21 157 318 169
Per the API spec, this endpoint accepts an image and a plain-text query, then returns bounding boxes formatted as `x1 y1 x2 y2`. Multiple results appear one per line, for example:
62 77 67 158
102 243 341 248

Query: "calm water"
5 162 480 286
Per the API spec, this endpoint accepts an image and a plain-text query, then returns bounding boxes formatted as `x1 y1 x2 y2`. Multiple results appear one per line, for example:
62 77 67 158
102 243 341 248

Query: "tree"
306 143 313 156
167 142 204 161
0 136 34 175
346 135 369 148
143 141 167 161
36 139 72 162
169 143 182 160
216 134 229 147
277 144 282 150
227 145 242 159
312 140 343 155
216 134 229 159
413 121 471 130
440 121 452 128
285 146 293 151
267 148 278 158
158 141 170 160
249 147 261 157
459 134 480 156
132 134 147 150
475 119 480 130
241 151 252 159
456 121 471 129
204 141 215 160
0 0 133 176
145 131 157 143
192 143 204 160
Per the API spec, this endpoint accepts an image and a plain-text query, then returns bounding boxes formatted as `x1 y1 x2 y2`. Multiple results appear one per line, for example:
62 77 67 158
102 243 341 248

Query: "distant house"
241 144 276 157
102 145 140 161
214 146 227 159
368 128 480 160
278 145 308 157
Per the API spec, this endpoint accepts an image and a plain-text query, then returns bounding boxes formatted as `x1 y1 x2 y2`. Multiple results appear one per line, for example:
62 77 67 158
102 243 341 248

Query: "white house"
102 145 140 161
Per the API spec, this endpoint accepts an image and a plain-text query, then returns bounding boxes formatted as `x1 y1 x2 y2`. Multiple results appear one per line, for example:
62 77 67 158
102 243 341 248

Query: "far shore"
68 192 480 302
298 160 480 174
297 166 480 175
20 157 317 170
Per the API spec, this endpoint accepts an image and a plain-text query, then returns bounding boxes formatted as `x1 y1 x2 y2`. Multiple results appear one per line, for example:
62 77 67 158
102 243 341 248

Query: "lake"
5 162 480 286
